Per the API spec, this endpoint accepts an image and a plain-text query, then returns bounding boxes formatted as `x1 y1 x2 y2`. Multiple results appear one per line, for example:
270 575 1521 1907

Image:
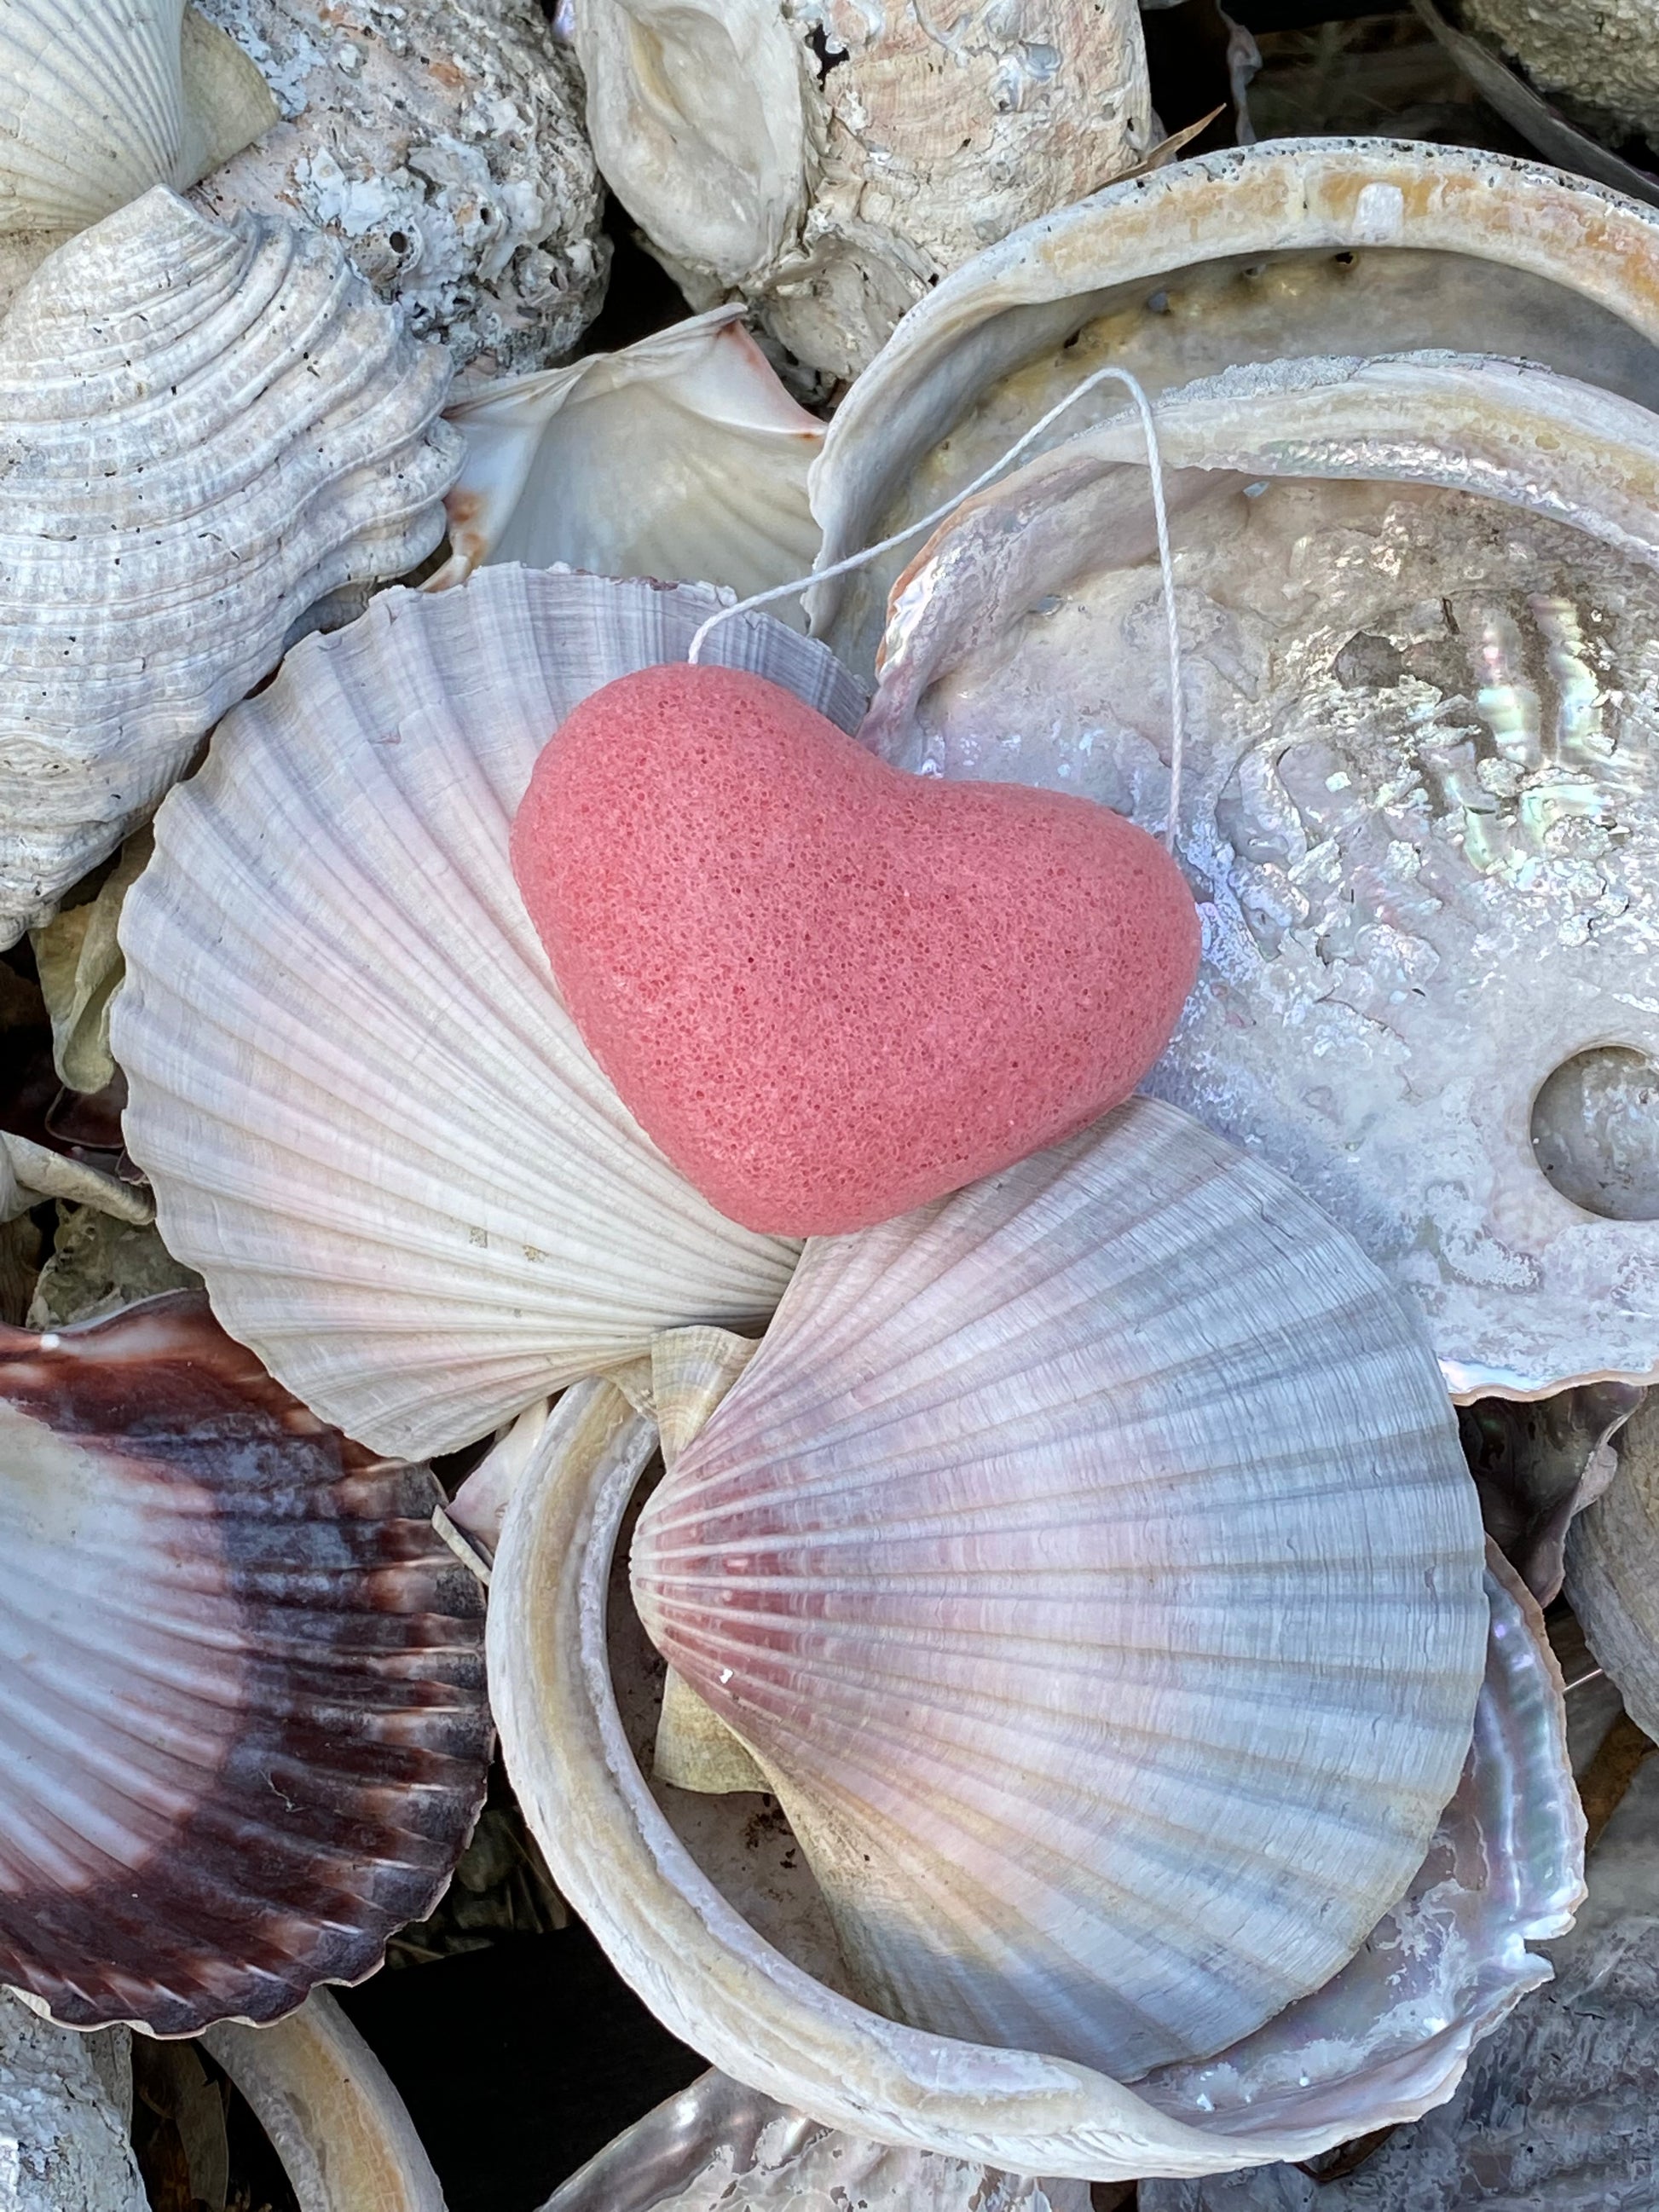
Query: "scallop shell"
1564 1394 1659 1741
1452 0 1659 154
204 1990 446 2212
808 137 1659 679
193 0 607 376
112 567 865 1461
630 1100 1488 2081
572 0 1151 383
545 2072 1090 2212
435 306 823 616
0 1 276 309
0 1291 489 2036
862 349 1659 1403
0 184 460 949
0 1992 146 2211
490 1348 1575 2177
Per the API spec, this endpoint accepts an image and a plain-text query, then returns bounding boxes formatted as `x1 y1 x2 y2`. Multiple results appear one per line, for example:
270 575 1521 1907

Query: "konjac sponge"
510 662 1200 1235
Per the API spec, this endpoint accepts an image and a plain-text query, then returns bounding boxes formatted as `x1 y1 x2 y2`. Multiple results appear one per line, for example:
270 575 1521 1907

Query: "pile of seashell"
8 3 1659 2208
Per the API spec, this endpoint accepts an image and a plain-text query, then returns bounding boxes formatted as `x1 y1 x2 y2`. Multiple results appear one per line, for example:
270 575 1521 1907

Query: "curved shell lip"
806 135 1659 657
0 1290 492 2038
491 1379 1576 2182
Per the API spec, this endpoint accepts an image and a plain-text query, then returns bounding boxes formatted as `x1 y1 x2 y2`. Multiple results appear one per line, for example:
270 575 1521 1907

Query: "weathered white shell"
436 306 823 614
863 350 1659 1403
489 1358 1577 2178
112 567 866 1461
0 1 276 309
1454 0 1659 153
205 1990 446 2212
573 0 1152 381
544 2072 1090 2212
0 1994 145 2212
808 138 1659 679
1564 1394 1659 1741
194 0 607 375
0 184 459 949
630 1100 1488 2081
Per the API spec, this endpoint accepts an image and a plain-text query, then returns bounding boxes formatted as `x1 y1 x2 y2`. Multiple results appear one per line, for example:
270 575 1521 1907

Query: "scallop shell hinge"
0 183 460 947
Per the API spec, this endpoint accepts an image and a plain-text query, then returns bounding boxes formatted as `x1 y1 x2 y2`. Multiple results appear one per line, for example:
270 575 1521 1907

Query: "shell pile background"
5 4 1659 2211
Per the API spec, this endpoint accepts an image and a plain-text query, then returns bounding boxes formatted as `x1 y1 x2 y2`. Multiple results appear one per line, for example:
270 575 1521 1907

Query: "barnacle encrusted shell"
194 0 608 375
204 1991 446 2212
0 184 459 949
435 306 823 611
489 1309 1575 2176
113 568 864 1462
1454 0 1659 154
629 1100 1487 2081
545 2072 1090 2212
0 1993 145 2212
1564 1394 1659 1741
0 1 276 309
573 0 1152 382
862 350 1659 1401
0 1291 489 2036
808 138 1659 678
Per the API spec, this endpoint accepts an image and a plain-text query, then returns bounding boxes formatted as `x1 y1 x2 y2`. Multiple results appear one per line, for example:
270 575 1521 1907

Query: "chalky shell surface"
0 1991 145 2211
113 567 864 1461
1456 0 1659 153
0 1293 489 2037
194 0 607 375
631 1101 1488 2080
0 184 459 948
864 350 1659 1402
573 0 1151 381
809 138 1659 678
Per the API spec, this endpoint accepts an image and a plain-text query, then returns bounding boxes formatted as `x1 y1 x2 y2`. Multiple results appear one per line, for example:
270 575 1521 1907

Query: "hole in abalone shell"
1531 1047 1659 1220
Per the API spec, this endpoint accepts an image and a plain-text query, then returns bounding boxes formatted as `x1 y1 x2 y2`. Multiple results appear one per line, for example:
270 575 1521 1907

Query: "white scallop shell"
0 1 276 307
435 306 823 617
572 0 1152 381
0 1994 145 2212
489 1362 1576 2178
808 138 1659 679
112 567 867 1461
205 1991 446 2212
544 2072 1090 2212
194 0 607 376
0 184 460 949
862 350 1659 1404
630 1100 1488 2081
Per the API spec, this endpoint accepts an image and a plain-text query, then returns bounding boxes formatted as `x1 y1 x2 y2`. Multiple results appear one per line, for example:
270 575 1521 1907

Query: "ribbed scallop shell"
0 1291 489 2037
113 567 864 1461
631 1099 1488 2081
0 2 275 251
0 184 460 949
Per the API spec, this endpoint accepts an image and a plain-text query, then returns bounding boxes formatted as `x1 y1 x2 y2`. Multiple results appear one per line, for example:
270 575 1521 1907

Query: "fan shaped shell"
808 138 1659 678
0 1292 489 2036
194 0 607 376
0 183 460 948
631 1100 1488 2081
113 567 864 1461
0 1 275 300
863 350 1659 1404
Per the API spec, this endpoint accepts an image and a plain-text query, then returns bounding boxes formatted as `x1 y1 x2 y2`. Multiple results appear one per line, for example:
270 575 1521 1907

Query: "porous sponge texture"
511 662 1200 1235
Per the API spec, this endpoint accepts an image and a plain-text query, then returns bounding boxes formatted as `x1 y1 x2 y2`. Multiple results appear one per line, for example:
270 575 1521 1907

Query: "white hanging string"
686 363 1187 852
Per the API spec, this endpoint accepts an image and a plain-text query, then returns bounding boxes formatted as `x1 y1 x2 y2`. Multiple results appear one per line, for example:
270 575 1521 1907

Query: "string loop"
686 364 1186 852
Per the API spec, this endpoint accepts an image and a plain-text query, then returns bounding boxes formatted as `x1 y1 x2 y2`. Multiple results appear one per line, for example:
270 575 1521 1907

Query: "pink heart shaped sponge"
511 663 1200 1235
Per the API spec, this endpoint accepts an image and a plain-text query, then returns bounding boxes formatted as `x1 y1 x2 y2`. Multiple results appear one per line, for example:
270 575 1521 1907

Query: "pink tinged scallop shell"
629 1098 1490 2082
0 1290 489 2036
